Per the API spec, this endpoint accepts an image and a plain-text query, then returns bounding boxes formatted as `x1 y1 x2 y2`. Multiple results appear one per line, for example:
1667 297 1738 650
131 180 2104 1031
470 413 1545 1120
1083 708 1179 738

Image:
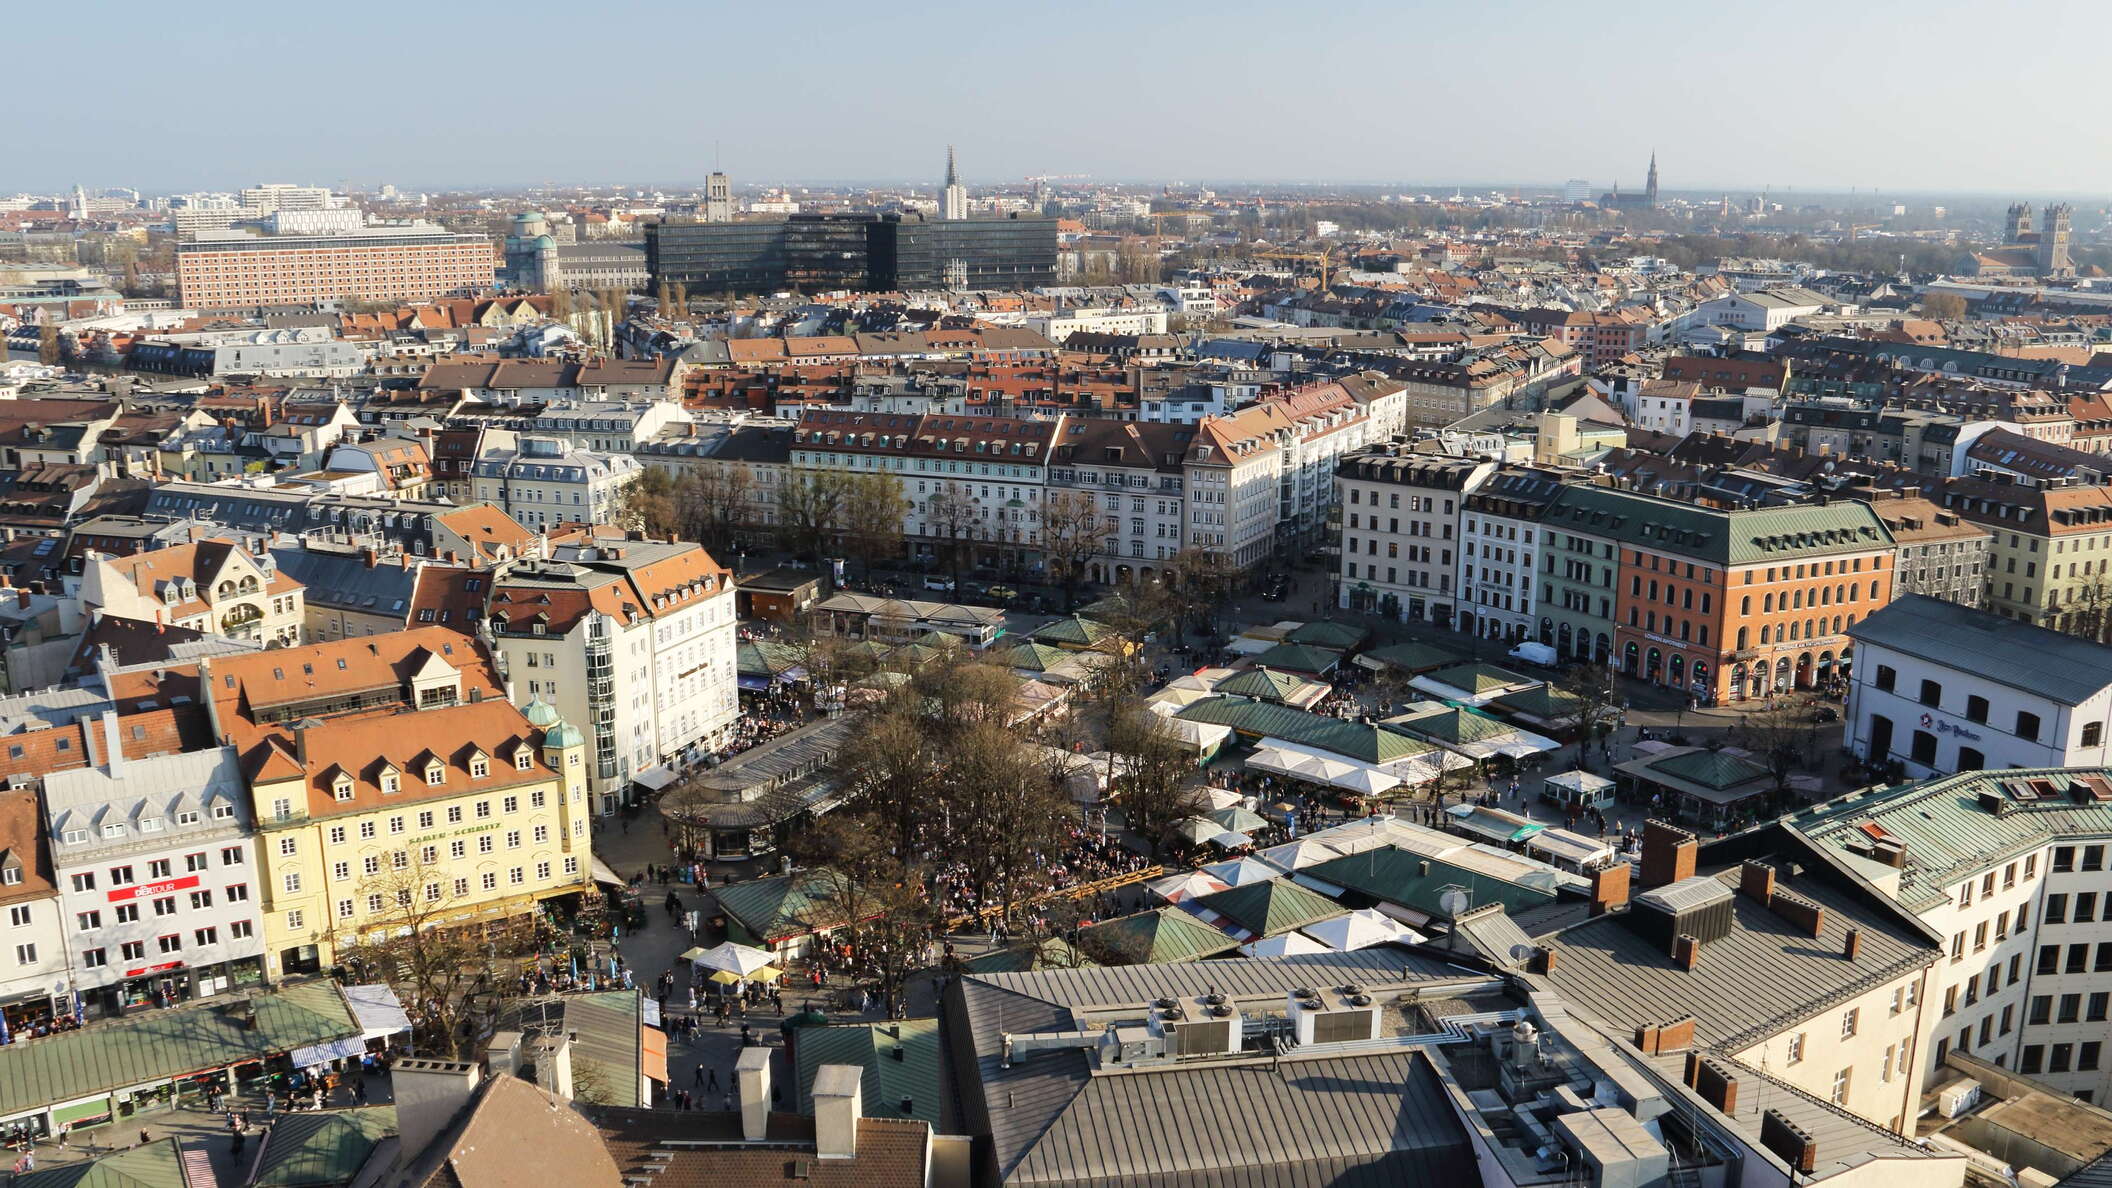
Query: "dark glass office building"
645 212 1056 294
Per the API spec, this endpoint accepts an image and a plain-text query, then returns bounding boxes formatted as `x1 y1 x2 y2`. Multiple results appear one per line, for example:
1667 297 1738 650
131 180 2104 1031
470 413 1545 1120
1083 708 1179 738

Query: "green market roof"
1077 907 1242 965
1191 879 1346 938
959 938 1098 975
1359 641 1468 673
1488 684 1588 720
737 640 807 679
1286 620 1370 651
251 1106 397 1188
1175 697 1439 764
1030 615 1119 648
1389 706 1513 746
0 981 361 1121
997 641 1077 673
1213 666 1320 704
1247 643 1340 674
13 1138 190 1188
792 1019 945 1128
1419 663 1536 695
1306 848 1557 918
1649 748 1770 791
712 870 851 945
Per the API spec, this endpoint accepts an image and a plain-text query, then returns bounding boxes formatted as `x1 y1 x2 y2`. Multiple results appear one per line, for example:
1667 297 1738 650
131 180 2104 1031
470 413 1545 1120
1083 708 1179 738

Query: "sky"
19 0 2112 196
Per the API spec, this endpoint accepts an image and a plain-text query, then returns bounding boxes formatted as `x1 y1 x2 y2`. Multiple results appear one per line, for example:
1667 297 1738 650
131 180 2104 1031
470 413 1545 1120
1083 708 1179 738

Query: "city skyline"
19 0 2112 195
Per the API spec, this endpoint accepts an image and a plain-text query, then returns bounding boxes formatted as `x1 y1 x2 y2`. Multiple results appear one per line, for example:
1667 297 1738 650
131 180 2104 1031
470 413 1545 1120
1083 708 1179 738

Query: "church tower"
1644 152 1658 208
941 145 967 221
2005 202 2033 244
2039 203 2072 275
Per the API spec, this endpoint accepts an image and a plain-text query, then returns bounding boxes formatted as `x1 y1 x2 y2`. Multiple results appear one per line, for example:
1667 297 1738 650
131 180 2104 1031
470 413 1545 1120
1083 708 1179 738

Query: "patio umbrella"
1148 870 1230 903
1330 767 1399 796
707 969 742 985
1172 817 1219 845
1206 806 1269 833
1305 908 1426 952
1256 838 1346 872
750 966 782 983
1202 856 1281 886
1205 829 1251 849
676 946 709 962
1201 787 1245 812
690 941 776 979
1240 931 1331 958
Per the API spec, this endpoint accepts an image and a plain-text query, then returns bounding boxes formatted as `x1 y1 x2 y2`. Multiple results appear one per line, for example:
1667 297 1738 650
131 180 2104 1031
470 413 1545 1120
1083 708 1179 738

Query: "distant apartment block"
176 223 497 311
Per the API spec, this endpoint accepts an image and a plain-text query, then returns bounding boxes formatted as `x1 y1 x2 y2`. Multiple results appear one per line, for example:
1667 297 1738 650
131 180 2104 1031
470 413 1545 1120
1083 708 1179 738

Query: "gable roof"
1190 878 1346 938
1849 593 2112 705
1075 906 1242 964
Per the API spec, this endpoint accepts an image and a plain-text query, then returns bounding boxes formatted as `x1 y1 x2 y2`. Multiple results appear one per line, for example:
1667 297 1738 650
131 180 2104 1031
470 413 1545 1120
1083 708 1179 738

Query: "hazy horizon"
23 0 2112 198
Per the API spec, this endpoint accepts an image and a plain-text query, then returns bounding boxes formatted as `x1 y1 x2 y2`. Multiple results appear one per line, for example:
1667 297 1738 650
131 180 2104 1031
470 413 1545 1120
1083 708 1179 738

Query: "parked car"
1810 705 1840 724
923 575 956 593
987 585 1018 602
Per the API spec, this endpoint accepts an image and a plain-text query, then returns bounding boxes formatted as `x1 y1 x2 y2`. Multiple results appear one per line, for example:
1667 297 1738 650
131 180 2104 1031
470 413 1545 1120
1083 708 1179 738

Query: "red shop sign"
105 875 201 903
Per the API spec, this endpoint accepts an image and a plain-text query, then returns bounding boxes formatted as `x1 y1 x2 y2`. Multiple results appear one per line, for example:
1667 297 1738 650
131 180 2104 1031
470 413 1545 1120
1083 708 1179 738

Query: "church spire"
1645 151 1659 206
945 145 958 188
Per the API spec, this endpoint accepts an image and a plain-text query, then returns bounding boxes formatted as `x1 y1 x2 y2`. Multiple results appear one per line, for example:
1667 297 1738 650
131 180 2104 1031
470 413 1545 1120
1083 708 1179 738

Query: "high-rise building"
1562 178 1591 204
176 221 497 310
644 212 1056 294
704 172 733 223
239 183 337 213
942 145 968 221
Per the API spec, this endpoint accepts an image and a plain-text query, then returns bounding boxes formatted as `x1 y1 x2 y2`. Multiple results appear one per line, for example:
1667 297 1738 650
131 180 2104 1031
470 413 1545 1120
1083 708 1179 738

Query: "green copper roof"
13 1138 190 1188
1359 641 1468 673
1286 620 1370 651
1307 848 1557 918
1488 684 1588 720
1077 907 1242 965
251 1106 396 1188
1030 615 1119 648
1650 748 1770 791
737 639 807 678
1213 666 1317 704
1420 663 1535 695
713 870 849 945
1247 643 1339 673
1175 697 1438 764
793 1019 944 1127
1544 486 1893 566
1390 706 1512 745
1192 879 1345 937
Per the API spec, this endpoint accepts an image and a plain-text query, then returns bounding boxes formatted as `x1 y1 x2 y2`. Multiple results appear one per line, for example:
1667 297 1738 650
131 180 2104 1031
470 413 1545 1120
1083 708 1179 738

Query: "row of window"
77 922 255 969
59 805 236 844
67 849 245 893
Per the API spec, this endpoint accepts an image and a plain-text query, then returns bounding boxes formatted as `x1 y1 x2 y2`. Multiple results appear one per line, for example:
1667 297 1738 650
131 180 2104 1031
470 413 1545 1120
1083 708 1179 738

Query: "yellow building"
200 628 594 979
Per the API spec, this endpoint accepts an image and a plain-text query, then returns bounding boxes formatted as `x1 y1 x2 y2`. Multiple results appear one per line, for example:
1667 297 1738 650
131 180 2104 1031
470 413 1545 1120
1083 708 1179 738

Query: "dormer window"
380 767 400 795
469 753 489 780
424 761 445 787
62 829 87 845
138 817 162 833
333 775 355 802
513 747 534 771
101 824 125 839
1 866 18 886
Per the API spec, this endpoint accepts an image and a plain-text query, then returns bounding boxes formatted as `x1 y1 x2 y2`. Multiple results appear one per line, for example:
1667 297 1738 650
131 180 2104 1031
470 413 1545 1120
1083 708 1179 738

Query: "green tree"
620 467 684 538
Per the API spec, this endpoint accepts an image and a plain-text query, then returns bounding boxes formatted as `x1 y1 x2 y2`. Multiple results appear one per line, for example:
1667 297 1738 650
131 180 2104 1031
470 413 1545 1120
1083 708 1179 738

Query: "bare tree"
942 722 1072 923
1105 704 1205 859
334 853 532 1059
779 471 851 562
923 486 981 589
1165 547 1236 638
1732 701 1817 814
787 814 931 1016
620 468 685 539
1558 660 1624 760
840 473 911 578
684 462 756 556
1039 489 1107 610
839 698 939 859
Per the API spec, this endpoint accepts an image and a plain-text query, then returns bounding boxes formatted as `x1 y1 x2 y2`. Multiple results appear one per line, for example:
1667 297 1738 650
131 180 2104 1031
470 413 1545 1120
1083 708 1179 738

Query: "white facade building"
1456 467 1572 643
470 437 639 530
1845 596 2112 780
1336 448 1495 625
485 535 738 812
42 744 265 1016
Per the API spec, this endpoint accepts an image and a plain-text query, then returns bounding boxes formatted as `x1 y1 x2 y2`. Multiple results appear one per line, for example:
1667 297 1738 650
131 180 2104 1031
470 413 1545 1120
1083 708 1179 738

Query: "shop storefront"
87 955 266 1019
0 986 62 1035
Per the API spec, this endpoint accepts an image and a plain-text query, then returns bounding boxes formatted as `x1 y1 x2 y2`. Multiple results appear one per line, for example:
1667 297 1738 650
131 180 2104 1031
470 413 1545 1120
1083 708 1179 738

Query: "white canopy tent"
1239 930 1334 958
1148 870 1231 904
1246 739 1404 796
1201 855 1284 887
689 941 776 979
1255 838 1347 873
1304 908 1427 951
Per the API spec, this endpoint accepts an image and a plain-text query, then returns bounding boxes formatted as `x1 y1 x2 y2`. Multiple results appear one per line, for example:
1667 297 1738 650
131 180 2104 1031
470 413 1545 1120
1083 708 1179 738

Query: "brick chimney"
1590 862 1631 916
1695 1058 1740 1116
1761 1109 1818 1174
1673 933 1701 970
1740 860 1777 903
1529 947 1559 975
1640 819 1698 888
1769 890 1827 938
1843 929 1862 961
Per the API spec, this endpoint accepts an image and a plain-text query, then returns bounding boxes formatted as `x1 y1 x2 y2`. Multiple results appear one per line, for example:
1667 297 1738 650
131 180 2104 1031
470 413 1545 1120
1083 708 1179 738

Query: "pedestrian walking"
693 1064 706 1088
705 1067 720 1092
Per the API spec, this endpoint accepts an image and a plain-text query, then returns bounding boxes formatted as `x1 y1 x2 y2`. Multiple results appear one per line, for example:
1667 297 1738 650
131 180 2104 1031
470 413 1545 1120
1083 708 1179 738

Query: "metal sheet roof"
1849 594 2112 705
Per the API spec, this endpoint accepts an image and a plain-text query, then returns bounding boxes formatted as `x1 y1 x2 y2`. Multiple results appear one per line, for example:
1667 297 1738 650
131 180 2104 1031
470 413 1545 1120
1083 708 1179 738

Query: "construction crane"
1254 247 1339 289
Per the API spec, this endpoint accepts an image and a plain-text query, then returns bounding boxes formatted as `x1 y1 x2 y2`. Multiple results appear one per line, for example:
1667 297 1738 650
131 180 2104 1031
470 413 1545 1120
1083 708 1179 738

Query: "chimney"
392 1060 480 1166
1761 1108 1818 1174
1768 890 1827 938
1695 1058 1740 1116
481 1031 523 1081
1640 820 1698 888
736 1046 772 1142
1589 862 1631 916
1657 1014 1697 1053
100 710 126 778
1843 929 1862 961
1529 946 1559 975
532 1034 574 1102
1740 860 1777 903
1673 933 1701 970
362 547 378 569
811 1063 862 1160
14 589 27 610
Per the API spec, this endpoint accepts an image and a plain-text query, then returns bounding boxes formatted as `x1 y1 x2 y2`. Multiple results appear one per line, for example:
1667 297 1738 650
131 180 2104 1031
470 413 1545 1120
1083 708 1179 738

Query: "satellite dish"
1439 888 1472 918
1508 943 1536 965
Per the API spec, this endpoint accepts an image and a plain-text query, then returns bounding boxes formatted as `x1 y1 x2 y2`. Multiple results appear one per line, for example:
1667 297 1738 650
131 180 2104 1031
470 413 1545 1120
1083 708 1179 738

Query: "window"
69 873 96 893
1919 679 1942 706
418 811 434 829
1966 695 1989 723
2083 1042 2103 1072
2061 994 2083 1023
148 858 172 880
564 856 579 876
1841 1008 1859 1038
2087 845 2107 871
2084 893 2102 922
75 910 100 931
478 835 494 854
194 927 217 947
2018 711 2041 742
360 821 376 840
282 872 301 894
115 904 138 924
285 910 303 930
1831 1068 1851 1105
475 800 492 819
152 896 176 917
189 890 213 910
388 816 405 835
278 837 297 857
536 861 551 880
2088 722 2106 748
2031 995 2053 1025
2049 893 2068 923
2091 992 2110 1023
230 920 252 940
185 852 208 873
156 934 181 954
2040 945 2060 974
446 806 463 824
2071 943 2091 973
449 840 466 859
505 831 521 850
533 825 549 844
2023 1045 2045 1075
480 872 497 891
508 867 525 886
1786 1032 1806 1064
226 883 248 902
81 948 106 969
328 826 347 846
453 878 469 897
2052 1044 2074 1074
337 898 355 919
119 940 144 961
1874 666 1897 692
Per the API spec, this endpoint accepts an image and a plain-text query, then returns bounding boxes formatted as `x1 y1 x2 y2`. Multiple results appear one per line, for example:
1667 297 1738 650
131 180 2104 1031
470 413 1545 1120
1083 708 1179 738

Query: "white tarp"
291 1035 366 1068
1239 931 1333 958
633 767 681 792
343 983 410 1040
1304 908 1426 951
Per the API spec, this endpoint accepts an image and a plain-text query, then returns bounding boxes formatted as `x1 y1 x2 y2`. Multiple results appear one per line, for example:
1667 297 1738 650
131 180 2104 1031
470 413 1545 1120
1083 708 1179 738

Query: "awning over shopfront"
633 767 681 793
290 1035 366 1069
591 857 626 887
342 984 409 1042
